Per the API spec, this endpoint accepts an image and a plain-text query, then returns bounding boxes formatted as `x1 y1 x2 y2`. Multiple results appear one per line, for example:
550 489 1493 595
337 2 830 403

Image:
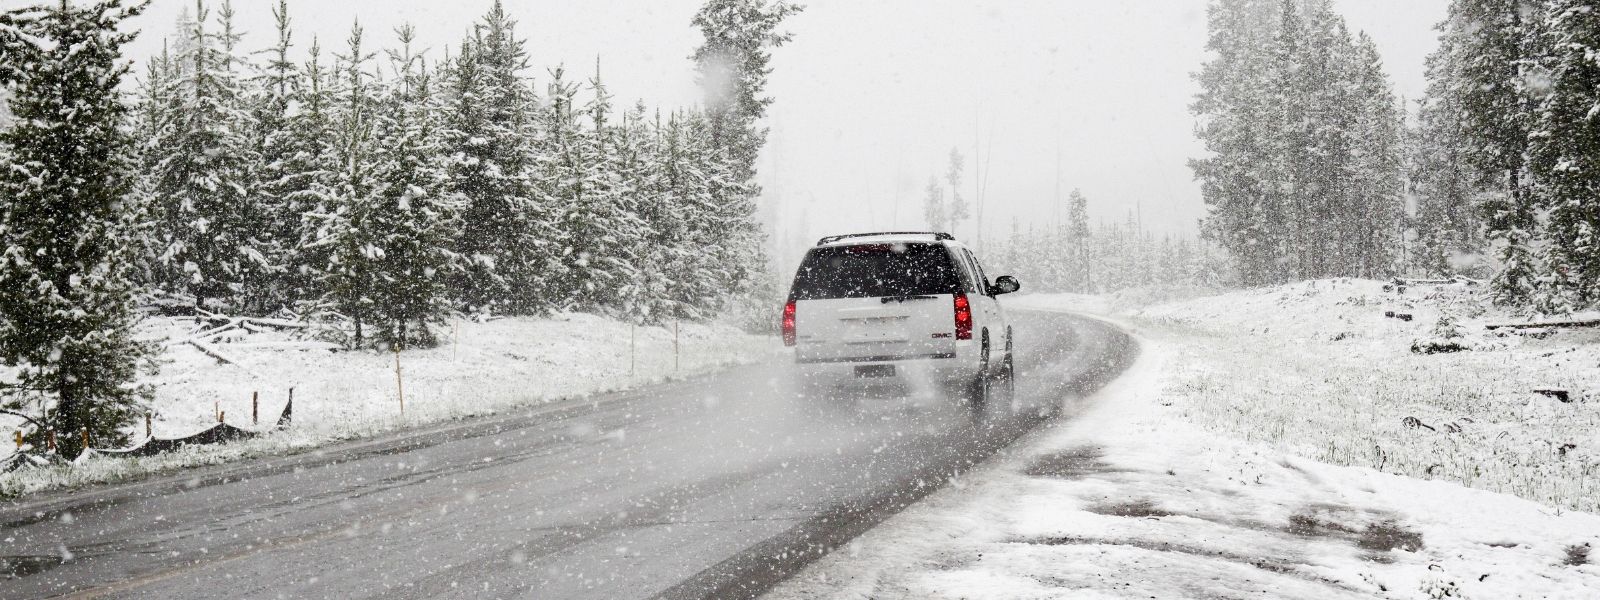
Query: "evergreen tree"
689 0 804 182
1529 0 1600 306
551 65 647 314
1430 0 1540 304
130 42 178 289
0 0 153 456
1190 0 1283 286
1066 188 1091 292
247 0 301 311
280 38 339 307
148 0 268 312
922 176 946 232
1194 0 1404 285
686 109 763 312
322 23 381 344
1410 91 1482 277
326 25 463 349
444 2 560 315
647 112 701 319
1347 32 1405 278
946 148 969 237
690 0 799 316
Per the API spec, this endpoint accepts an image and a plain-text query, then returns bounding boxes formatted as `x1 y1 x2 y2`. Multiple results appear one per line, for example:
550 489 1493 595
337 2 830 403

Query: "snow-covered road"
0 311 1135 599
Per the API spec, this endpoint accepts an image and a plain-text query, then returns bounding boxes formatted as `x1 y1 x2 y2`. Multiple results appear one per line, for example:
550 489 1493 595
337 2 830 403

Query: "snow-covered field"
0 314 777 498
769 282 1600 599
1084 279 1599 514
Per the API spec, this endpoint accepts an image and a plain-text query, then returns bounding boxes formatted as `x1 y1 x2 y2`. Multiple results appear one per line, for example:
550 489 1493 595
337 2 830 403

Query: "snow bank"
0 313 777 498
768 326 1600 599
1098 278 1600 514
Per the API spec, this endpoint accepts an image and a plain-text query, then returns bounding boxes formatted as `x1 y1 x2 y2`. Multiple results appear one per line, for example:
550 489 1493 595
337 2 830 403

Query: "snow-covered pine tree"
685 108 765 314
1266 0 1314 281
1410 89 1482 277
923 176 946 232
610 102 663 322
1529 0 1600 307
326 25 463 349
0 0 154 456
1430 0 1541 305
1347 31 1405 279
690 0 798 321
690 0 803 184
321 23 382 345
652 110 722 319
247 0 303 312
549 64 647 315
280 38 339 308
946 148 969 238
1066 188 1091 292
444 2 560 315
1190 0 1284 286
130 42 179 291
149 0 268 313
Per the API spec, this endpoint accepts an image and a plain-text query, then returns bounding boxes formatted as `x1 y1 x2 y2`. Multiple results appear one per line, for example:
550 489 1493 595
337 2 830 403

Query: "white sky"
105 0 1448 264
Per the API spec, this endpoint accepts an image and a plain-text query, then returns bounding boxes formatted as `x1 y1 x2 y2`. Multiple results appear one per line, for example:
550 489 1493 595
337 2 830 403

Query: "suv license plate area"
855 365 895 379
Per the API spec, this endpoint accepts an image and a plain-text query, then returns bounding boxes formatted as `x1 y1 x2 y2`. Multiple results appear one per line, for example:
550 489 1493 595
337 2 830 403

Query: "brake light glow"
782 300 797 346
953 293 972 340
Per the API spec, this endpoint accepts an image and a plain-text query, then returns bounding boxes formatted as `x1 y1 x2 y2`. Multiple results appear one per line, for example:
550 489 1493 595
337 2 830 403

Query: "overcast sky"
112 0 1449 264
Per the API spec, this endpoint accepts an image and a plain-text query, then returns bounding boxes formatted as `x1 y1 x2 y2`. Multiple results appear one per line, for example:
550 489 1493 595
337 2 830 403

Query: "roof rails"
815 231 955 246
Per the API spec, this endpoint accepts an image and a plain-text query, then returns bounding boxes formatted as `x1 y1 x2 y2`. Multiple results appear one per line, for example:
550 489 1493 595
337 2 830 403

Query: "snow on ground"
0 313 777 498
1035 279 1600 514
767 319 1600 599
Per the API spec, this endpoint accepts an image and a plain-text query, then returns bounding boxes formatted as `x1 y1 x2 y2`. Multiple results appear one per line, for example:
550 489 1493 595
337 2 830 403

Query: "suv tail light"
782 300 797 346
953 293 972 340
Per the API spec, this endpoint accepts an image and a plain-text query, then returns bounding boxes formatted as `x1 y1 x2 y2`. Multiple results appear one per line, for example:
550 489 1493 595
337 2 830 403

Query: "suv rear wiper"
881 294 937 304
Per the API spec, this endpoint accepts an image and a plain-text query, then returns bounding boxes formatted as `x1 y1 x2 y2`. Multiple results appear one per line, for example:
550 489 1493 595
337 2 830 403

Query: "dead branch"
186 340 266 379
1485 319 1600 331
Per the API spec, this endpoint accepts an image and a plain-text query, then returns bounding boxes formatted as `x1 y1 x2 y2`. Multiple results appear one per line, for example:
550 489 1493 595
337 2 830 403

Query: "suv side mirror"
992 275 1021 295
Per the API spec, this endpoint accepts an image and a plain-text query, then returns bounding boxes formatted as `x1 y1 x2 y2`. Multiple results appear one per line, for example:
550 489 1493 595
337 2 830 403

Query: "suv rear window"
789 243 962 300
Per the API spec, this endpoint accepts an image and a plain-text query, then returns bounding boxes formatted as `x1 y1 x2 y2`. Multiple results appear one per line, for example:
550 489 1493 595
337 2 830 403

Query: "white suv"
782 232 1021 407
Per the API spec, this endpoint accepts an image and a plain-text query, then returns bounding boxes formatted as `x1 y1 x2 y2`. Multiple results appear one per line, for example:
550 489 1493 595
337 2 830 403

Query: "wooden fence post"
394 347 405 416
46 429 54 452
13 430 20 450
80 427 88 451
145 413 152 439
252 391 259 426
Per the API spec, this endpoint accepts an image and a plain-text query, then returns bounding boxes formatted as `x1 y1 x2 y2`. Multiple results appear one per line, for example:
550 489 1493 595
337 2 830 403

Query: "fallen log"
227 341 340 351
186 339 266 379
1534 389 1573 403
1485 319 1600 331
165 323 240 348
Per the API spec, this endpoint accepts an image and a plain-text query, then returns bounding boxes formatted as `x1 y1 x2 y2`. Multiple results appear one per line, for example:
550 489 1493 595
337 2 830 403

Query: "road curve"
0 310 1135 600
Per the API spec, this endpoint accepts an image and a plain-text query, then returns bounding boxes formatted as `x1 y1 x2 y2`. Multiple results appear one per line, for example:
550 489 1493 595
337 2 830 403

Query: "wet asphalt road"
0 310 1135 600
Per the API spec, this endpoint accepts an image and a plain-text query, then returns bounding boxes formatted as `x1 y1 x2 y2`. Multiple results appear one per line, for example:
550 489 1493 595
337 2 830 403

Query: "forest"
0 0 798 453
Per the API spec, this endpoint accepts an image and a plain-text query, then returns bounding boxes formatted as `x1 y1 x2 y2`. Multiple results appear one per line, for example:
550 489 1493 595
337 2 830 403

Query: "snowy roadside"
766 324 1600 599
0 313 778 499
1060 279 1600 515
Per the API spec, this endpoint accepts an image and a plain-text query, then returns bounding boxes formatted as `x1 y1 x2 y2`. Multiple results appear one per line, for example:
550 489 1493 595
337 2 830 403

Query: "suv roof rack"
815 231 955 246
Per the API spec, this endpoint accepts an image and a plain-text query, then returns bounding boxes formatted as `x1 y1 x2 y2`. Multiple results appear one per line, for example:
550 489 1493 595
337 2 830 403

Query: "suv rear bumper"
792 344 980 392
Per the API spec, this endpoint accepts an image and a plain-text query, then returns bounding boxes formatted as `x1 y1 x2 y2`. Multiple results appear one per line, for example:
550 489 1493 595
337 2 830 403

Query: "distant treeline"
986 189 1230 295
